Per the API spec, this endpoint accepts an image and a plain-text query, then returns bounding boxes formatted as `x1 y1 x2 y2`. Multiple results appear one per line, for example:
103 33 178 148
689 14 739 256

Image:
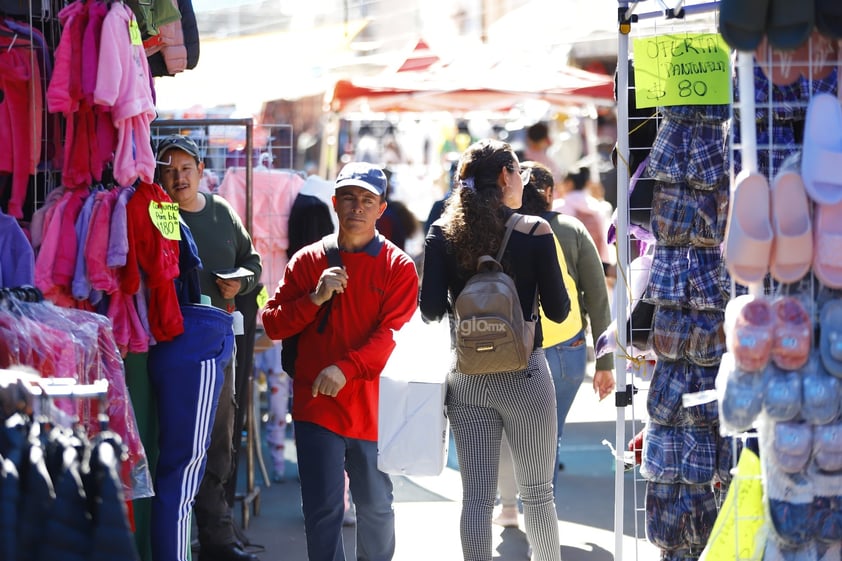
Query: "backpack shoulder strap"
317 235 343 333
495 214 521 262
322 234 343 268
498 214 542 321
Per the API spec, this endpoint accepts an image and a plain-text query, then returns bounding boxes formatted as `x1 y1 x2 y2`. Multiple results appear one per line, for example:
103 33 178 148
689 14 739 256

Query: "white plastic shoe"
492 505 519 528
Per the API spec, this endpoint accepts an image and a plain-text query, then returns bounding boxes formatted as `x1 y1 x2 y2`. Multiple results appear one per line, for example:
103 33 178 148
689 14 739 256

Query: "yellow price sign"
256 285 269 310
148 201 181 241
129 19 143 46
699 448 766 561
632 33 731 108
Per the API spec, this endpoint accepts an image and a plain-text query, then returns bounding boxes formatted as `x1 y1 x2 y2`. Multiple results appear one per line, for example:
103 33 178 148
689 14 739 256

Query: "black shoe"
199 543 260 561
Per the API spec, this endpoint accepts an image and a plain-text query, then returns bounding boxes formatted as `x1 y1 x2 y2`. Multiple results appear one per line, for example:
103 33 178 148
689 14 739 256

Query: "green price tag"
129 19 143 46
632 33 731 108
256 285 269 310
148 201 181 241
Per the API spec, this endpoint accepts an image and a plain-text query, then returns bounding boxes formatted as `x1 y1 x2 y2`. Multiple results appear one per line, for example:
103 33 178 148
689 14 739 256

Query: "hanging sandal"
813 200 842 288
724 170 773 286
767 0 815 50
816 0 842 40
718 0 771 51
769 170 813 284
801 93 842 205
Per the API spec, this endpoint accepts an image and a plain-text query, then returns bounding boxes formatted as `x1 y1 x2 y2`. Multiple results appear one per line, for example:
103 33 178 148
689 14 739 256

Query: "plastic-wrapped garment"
0 299 153 499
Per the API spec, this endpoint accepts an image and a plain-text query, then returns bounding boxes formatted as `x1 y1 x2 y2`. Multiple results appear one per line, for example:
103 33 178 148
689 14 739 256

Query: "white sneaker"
492 505 519 528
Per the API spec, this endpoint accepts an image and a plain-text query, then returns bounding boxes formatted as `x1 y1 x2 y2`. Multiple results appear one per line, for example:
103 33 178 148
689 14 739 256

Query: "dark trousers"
295 421 396 561
224 287 260 506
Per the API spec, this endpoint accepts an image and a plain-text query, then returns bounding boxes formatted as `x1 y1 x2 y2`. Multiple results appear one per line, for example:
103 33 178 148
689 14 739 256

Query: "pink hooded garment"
0 34 43 218
94 3 156 187
46 1 97 189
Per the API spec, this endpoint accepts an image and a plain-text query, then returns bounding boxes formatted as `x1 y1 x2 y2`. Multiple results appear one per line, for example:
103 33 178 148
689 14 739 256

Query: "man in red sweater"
262 162 418 561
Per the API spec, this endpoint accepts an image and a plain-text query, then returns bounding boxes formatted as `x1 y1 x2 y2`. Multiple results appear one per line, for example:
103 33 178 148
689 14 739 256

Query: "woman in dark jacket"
419 139 569 561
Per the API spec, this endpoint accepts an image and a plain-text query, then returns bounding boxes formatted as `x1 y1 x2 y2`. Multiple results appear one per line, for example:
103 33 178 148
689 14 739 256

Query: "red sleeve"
261 245 324 340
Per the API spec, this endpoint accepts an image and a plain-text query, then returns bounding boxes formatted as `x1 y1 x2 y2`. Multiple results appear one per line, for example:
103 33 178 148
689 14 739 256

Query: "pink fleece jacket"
94 4 156 187
46 1 96 189
217 168 304 290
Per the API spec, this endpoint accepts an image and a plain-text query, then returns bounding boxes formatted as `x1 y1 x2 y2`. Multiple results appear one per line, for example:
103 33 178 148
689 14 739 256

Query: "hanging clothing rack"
1 367 109 402
613 3 724 561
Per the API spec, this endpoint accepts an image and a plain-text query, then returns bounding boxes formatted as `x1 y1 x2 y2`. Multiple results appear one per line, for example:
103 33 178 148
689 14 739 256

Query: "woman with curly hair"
419 139 570 561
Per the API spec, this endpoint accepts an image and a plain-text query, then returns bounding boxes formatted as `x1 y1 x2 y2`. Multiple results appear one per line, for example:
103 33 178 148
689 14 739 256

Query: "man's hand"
310 266 348 306
311 364 347 397
593 369 615 401
216 277 242 300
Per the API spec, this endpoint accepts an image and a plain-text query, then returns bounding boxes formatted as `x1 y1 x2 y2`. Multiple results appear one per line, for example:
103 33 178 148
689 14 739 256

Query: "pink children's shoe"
729 295 775 373
771 297 812 371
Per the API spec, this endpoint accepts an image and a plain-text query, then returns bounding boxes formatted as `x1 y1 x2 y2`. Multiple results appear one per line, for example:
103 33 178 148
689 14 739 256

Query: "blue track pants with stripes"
148 305 234 561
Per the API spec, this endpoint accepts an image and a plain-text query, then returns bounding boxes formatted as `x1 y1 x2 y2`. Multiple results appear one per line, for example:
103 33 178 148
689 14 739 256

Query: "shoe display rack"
614 1 842 560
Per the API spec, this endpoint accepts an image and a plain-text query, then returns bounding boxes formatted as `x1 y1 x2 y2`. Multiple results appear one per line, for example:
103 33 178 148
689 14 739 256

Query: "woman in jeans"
420 139 570 561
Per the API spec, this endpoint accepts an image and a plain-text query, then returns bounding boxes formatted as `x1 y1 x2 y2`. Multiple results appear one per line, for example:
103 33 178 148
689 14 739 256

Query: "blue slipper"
816 0 842 40
718 0 770 51
767 0 815 50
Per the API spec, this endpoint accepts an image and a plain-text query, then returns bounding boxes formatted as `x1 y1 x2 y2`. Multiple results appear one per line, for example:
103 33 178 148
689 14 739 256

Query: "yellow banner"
632 33 731 108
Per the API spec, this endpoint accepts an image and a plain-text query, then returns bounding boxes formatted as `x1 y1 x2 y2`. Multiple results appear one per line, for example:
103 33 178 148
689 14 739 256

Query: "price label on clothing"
632 33 731 108
256 285 269 310
148 201 182 241
128 19 142 46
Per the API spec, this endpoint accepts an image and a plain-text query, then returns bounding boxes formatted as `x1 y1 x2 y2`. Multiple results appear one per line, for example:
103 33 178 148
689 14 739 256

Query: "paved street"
232 368 661 561
228 310 661 560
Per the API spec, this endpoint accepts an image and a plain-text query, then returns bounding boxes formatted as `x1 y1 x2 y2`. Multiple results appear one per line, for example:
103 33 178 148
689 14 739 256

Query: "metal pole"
614 5 631 561
245 122 254 234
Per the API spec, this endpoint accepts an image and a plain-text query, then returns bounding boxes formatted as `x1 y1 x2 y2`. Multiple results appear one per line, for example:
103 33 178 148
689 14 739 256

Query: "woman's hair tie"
459 177 475 191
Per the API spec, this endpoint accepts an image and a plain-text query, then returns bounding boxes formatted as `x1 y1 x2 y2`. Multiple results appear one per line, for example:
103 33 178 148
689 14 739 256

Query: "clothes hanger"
255 152 272 170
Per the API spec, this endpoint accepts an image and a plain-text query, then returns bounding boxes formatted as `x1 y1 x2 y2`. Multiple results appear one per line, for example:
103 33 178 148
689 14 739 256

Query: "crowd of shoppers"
125 124 615 561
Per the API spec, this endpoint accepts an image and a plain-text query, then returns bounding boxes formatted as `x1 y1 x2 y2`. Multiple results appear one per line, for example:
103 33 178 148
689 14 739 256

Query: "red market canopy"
327 45 615 114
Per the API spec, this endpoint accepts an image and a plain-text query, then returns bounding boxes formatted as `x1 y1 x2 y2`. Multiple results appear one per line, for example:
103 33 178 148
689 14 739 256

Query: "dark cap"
335 162 387 197
156 135 202 164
